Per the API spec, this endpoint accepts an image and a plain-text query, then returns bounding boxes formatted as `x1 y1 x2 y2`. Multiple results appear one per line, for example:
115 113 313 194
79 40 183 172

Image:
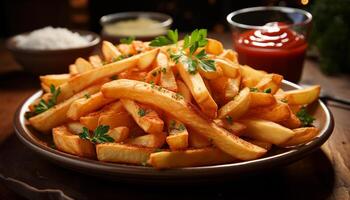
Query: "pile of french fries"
27 37 321 169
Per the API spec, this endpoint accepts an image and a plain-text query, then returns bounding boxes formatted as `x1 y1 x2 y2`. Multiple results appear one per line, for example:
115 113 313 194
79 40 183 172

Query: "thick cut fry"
149 148 235 169
80 112 100 131
102 41 121 62
89 55 103 67
214 119 246 136
53 126 95 158
280 85 321 105
67 122 85 134
210 77 240 105
98 109 135 129
108 126 129 142
75 58 93 73
280 111 301 129
145 66 161 84
205 38 224 55
218 87 251 120
219 49 238 63
118 69 147 81
176 80 192 103
117 44 137 55
157 52 177 91
176 59 218 118
249 92 276 108
29 84 101 133
281 127 319 147
240 65 267 88
40 74 70 88
245 102 291 122
57 49 159 103
121 99 164 134
127 133 166 148
255 74 283 94
198 64 223 80
242 119 295 145
102 79 267 160
132 40 149 53
165 117 189 150
188 130 212 148
67 92 114 120
69 64 78 76
245 139 272 151
215 59 240 78
96 143 153 165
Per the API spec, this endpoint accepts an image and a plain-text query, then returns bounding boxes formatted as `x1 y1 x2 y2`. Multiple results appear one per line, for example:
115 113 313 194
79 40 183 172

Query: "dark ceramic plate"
13 80 334 183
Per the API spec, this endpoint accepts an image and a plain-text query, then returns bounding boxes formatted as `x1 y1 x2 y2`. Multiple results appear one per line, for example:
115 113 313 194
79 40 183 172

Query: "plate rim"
13 80 334 178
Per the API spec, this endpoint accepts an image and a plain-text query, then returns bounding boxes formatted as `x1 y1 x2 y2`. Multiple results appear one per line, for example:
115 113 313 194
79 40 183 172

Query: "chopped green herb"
151 71 158 77
110 75 118 80
111 55 128 62
264 88 272 93
154 148 163 153
296 107 315 127
250 88 259 92
177 124 186 131
84 93 91 99
150 29 178 47
79 125 114 144
138 108 147 117
161 68 167 74
31 84 61 116
281 99 288 103
141 161 148 166
225 115 233 124
120 36 135 44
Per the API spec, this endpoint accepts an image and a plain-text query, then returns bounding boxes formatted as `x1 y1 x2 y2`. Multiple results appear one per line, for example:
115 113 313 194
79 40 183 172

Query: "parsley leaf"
225 115 233 124
84 93 91 99
120 36 135 44
250 88 259 92
79 125 114 144
296 107 315 127
30 84 61 116
138 108 147 117
264 88 272 93
149 29 178 47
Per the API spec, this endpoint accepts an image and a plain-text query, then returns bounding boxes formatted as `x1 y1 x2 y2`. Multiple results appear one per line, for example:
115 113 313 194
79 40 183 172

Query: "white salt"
15 26 92 50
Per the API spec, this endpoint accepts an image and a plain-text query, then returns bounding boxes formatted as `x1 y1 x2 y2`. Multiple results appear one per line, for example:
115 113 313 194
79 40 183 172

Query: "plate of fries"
14 29 334 182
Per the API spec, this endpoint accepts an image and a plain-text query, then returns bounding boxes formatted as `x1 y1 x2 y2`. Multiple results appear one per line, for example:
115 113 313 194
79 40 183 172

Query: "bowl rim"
13 80 334 178
226 6 312 30
100 11 173 29
6 29 101 53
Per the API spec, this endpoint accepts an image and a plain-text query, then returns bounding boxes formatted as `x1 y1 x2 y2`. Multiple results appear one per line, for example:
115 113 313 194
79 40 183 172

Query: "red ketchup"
234 22 307 82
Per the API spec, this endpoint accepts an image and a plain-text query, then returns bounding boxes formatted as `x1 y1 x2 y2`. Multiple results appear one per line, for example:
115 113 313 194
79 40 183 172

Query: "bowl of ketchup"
227 7 312 83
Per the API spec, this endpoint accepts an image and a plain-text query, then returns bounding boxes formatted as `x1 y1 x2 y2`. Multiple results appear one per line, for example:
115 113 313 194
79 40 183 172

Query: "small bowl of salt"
6 27 100 75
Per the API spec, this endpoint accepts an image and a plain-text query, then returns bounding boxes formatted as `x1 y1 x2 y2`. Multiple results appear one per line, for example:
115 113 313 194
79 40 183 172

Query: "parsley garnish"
168 29 215 74
110 75 118 80
33 84 61 115
79 125 114 144
250 88 259 92
296 107 315 127
161 68 167 74
138 108 147 117
225 115 233 124
120 36 135 44
84 93 91 99
149 29 178 47
264 88 272 93
281 99 288 103
154 148 163 153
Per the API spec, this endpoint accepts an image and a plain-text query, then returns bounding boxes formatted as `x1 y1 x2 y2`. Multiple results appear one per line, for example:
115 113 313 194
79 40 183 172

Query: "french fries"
57 48 159 103
102 79 267 160
27 36 321 169
149 148 235 169
53 126 95 158
29 84 101 133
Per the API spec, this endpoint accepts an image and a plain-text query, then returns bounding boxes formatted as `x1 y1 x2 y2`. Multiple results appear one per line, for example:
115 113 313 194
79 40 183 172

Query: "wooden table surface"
0 34 349 200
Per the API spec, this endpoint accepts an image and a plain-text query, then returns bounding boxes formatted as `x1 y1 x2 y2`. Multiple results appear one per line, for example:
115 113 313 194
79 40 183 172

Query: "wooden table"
0 35 349 200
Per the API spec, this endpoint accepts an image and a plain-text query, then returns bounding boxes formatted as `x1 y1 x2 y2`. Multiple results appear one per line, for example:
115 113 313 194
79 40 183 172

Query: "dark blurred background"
1 0 349 74
0 0 311 37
